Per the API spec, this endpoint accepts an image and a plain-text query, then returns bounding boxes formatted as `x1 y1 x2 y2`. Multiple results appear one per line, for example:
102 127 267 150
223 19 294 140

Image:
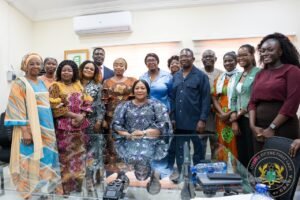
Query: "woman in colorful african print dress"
5 53 62 199
49 60 93 195
79 60 106 194
212 52 240 160
102 58 136 171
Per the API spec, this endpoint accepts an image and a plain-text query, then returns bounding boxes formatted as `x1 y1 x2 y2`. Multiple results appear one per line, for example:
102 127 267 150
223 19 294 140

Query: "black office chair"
0 112 12 196
0 112 12 163
263 136 300 200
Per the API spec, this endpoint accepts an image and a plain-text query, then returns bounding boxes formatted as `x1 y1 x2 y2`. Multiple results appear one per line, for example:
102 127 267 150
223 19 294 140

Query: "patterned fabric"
102 77 137 123
215 68 240 109
111 99 172 165
212 76 238 160
49 81 92 194
83 80 106 191
49 81 92 130
39 75 55 89
201 67 223 133
84 81 105 130
4 78 62 198
56 130 88 194
102 77 137 165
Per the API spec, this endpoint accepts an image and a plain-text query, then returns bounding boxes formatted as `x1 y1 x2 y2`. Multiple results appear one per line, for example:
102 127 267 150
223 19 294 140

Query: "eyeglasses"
146 59 158 63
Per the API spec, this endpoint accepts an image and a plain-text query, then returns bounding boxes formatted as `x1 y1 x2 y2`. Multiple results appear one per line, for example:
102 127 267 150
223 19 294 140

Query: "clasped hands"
127 130 145 140
251 126 274 142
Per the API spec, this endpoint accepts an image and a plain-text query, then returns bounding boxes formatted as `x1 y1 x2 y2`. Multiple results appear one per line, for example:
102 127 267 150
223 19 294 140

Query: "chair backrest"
0 112 12 163
263 136 300 200
0 112 12 146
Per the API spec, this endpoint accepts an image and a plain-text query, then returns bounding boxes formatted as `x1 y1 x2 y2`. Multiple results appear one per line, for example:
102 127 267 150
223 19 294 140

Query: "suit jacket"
103 66 114 83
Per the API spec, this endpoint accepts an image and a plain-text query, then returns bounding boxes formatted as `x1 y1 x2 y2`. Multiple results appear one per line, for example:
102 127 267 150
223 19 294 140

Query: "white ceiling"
5 0 271 21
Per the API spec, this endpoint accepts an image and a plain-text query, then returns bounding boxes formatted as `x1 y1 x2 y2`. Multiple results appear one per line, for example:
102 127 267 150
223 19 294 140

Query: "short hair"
92 47 105 55
44 57 57 66
180 48 194 57
133 161 151 181
239 44 257 66
56 60 79 83
257 32 300 68
79 60 100 83
144 53 159 64
113 58 128 69
132 79 150 96
202 49 216 58
167 55 179 68
223 51 237 62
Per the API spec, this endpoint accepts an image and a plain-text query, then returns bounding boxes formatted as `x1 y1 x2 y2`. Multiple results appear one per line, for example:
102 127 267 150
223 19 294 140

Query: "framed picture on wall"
64 49 89 66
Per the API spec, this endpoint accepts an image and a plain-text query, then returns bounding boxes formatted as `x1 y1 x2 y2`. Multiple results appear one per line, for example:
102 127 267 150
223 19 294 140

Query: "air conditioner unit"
73 11 132 35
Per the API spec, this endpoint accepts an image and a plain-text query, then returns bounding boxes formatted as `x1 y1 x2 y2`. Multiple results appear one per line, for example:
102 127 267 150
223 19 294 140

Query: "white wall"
0 0 33 112
32 0 300 62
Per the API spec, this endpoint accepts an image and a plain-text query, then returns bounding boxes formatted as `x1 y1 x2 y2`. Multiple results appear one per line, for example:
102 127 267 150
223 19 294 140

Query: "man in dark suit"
92 47 114 82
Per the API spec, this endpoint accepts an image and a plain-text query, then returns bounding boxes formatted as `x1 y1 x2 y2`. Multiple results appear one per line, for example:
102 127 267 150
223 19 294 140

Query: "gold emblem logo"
247 149 295 198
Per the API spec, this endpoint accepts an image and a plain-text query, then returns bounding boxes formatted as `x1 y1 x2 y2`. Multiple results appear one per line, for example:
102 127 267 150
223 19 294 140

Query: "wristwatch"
143 130 147 137
269 123 277 130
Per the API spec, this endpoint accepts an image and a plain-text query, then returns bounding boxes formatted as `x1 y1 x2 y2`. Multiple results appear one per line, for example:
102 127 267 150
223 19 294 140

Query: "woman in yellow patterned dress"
212 51 240 160
49 60 93 195
102 58 136 171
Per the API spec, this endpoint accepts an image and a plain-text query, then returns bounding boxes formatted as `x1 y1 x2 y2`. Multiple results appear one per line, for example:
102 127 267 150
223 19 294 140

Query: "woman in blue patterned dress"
111 79 172 194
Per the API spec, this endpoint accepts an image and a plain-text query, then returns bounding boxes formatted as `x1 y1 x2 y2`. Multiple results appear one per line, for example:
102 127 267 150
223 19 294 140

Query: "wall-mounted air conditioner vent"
73 11 132 35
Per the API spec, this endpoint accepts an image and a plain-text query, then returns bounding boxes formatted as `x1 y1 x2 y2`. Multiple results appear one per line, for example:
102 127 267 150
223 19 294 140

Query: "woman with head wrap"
4 53 62 199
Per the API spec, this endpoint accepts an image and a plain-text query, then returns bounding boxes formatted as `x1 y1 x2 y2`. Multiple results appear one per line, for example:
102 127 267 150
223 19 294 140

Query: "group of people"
4 32 300 199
